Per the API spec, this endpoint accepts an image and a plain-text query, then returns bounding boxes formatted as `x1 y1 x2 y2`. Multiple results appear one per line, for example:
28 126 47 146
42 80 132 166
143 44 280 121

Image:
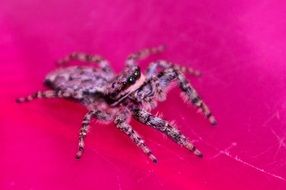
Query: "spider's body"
17 46 216 163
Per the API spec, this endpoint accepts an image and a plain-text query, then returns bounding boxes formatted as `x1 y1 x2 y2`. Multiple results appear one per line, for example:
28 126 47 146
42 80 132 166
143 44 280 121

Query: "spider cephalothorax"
17 45 216 163
106 66 144 106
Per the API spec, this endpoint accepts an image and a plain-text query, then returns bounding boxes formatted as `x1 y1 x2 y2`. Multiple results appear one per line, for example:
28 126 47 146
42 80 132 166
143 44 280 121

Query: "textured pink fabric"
1 0 286 189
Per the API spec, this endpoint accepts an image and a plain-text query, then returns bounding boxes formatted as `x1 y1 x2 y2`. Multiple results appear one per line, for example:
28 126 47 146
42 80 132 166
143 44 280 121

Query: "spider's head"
107 66 145 106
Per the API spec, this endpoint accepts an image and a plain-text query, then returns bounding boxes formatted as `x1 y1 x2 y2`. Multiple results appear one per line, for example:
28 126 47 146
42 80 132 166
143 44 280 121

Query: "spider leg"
132 109 203 157
114 111 157 163
156 66 217 125
146 60 201 79
16 90 72 103
76 110 112 159
57 52 112 73
125 45 165 66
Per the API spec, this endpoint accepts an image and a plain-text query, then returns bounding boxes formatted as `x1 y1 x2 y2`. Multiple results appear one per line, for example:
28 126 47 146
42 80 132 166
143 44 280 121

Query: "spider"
17 45 216 163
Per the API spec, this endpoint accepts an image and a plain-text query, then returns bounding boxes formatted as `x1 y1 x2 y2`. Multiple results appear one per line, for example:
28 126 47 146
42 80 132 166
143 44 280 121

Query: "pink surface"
1 0 286 189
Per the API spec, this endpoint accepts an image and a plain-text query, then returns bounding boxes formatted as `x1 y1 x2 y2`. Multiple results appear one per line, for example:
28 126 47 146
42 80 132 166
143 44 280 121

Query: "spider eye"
133 68 141 79
128 76 135 84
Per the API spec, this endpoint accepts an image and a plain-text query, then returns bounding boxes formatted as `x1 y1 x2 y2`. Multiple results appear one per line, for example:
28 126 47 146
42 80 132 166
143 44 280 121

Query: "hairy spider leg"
76 110 112 159
125 45 166 66
156 66 217 125
133 109 203 157
146 60 201 79
114 111 157 163
16 90 72 103
57 52 113 73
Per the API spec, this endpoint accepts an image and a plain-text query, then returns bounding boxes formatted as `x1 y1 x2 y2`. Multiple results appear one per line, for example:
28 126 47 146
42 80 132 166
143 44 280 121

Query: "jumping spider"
17 45 216 163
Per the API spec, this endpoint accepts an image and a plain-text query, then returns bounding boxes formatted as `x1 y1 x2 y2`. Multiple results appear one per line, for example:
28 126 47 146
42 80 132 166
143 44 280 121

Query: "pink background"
1 0 286 189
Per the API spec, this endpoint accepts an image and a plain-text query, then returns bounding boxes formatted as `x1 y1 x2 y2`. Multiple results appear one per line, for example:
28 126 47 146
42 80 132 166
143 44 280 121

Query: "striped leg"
57 52 112 73
157 66 217 125
114 115 157 163
76 110 112 159
133 109 203 158
146 60 201 79
16 90 72 103
176 70 217 125
125 45 165 66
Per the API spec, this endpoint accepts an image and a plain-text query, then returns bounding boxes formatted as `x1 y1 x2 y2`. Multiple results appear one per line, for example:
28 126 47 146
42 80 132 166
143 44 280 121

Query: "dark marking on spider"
16 45 217 163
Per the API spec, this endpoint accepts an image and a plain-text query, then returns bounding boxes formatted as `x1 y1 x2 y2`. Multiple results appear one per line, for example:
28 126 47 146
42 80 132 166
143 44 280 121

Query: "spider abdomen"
45 66 112 99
